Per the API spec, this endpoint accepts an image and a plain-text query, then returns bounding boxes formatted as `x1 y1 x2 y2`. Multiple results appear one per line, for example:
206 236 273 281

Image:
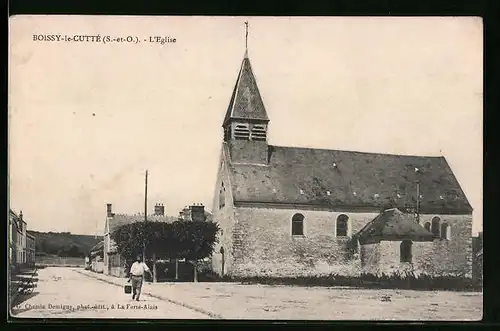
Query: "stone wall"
360 213 473 278
472 234 483 284
211 156 236 277
418 214 473 278
226 206 380 277
361 241 434 276
360 243 380 275
35 256 86 267
211 202 235 276
211 159 474 280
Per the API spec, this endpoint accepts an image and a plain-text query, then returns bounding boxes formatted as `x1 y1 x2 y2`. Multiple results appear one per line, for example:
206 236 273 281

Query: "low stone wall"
35 256 86 267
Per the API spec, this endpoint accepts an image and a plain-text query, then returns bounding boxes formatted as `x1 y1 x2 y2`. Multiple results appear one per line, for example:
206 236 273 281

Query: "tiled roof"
9 209 19 226
9 209 25 223
225 145 472 213
91 240 104 252
205 211 213 222
108 214 177 234
355 208 435 244
223 56 269 126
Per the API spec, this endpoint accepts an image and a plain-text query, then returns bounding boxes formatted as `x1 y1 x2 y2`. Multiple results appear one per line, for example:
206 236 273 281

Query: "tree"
111 220 220 282
111 221 179 282
110 221 148 262
172 220 220 282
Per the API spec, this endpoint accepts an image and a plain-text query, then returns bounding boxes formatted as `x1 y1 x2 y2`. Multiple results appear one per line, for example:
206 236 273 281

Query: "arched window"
424 222 431 232
431 216 441 237
440 223 451 240
400 240 413 263
336 214 349 237
292 213 304 236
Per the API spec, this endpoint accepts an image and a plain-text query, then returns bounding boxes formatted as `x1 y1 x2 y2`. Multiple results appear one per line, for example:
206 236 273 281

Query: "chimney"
190 203 205 222
154 203 165 216
106 203 113 217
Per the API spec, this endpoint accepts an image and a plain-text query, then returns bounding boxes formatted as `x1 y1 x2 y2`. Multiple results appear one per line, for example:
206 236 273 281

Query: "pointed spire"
223 22 269 127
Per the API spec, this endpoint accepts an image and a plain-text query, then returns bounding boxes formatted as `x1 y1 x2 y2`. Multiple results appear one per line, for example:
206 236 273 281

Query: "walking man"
128 255 152 301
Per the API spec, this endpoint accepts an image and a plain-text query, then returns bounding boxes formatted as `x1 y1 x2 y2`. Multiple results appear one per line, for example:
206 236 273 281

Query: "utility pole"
415 167 420 224
416 180 420 223
143 170 148 262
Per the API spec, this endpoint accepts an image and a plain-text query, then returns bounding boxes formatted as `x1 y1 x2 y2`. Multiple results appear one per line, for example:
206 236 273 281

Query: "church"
210 31 473 279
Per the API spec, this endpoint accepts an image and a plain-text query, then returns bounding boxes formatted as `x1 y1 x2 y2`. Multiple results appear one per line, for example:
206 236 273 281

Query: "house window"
291 213 304 236
440 223 451 240
424 222 431 231
336 214 349 237
431 216 441 237
219 182 226 209
400 240 413 263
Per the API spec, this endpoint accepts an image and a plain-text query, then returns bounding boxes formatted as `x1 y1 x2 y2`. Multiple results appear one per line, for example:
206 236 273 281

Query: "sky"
9 16 483 236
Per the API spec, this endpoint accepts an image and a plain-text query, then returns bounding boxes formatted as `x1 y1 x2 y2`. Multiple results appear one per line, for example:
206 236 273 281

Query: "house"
9 210 19 268
102 203 178 277
178 203 213 222
210 43 473 279
9 209 31 271
26 233 36 268
90 240 104 273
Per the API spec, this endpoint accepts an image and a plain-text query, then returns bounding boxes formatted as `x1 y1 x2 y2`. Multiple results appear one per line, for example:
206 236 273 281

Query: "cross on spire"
244 21 249 58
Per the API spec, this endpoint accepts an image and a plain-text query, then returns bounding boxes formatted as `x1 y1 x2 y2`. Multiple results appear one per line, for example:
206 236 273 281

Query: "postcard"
8 15 483 320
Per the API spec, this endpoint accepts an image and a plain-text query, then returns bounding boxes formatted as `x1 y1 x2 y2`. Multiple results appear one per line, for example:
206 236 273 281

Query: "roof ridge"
270 144 445 158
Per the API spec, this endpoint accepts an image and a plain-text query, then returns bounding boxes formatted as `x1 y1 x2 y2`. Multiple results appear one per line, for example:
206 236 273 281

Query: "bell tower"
222 22 270 165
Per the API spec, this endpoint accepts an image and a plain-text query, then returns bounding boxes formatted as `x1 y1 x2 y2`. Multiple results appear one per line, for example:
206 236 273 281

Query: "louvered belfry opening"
231 123 267 141
234 123 250 140
251 124 267 141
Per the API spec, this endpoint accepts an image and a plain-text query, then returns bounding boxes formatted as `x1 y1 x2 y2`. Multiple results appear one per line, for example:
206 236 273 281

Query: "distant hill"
27 231 103 258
